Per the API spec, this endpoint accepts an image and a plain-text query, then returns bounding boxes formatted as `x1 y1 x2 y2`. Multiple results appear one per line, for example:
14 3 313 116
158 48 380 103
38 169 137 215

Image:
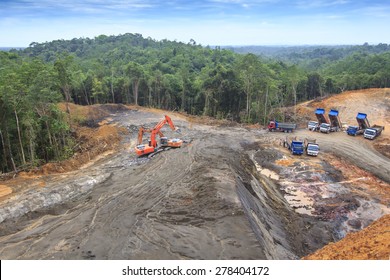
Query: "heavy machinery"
364 125 385 140
134 115 183 157
356 112 370 130
319 123 331 133
304 138 319 156
319 109 342 133
283 136 304 155
347 112 370 136
346 125 363 136
307 120 319 131
268 120 297 132
328 109 342 132
315 108 329 125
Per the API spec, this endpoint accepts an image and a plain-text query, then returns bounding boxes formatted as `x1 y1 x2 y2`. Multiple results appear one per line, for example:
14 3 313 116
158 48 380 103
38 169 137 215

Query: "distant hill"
0 47 24 51
224 43 390 71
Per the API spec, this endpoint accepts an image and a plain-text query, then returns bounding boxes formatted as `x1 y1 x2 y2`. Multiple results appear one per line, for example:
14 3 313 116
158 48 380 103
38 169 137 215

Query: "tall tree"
54 55 75 114
126 62 144 105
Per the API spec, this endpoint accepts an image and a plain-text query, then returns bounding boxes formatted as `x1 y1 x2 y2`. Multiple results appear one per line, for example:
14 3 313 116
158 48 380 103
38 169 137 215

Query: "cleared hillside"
296 88 390 259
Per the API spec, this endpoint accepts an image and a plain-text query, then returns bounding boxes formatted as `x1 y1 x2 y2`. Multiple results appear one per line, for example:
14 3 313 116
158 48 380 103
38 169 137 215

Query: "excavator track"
147 147 171 158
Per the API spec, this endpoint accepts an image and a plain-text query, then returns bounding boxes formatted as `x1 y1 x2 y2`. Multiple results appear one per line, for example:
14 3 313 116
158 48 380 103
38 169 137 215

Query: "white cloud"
296 0 350 8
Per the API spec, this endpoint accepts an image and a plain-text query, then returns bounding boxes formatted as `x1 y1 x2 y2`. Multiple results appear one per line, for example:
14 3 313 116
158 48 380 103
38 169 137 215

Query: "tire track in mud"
0 123 265 259
294 130 390 182
253 129 390 240
0 110 388 260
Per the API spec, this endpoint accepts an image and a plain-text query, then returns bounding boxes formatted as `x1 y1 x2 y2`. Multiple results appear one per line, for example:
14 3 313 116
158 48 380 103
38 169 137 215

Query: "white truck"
304 138 319 156
364 125 384 140
307 121 319 131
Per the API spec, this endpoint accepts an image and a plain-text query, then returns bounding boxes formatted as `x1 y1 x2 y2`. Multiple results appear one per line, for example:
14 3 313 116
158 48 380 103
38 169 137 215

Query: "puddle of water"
252 156 280 180
283 186 315 216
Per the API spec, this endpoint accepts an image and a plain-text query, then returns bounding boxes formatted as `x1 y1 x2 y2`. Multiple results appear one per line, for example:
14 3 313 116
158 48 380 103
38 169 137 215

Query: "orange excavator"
134 115 183 157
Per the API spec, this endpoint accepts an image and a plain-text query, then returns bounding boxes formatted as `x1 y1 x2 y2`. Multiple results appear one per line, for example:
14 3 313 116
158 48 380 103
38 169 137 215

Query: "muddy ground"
0 107 389 259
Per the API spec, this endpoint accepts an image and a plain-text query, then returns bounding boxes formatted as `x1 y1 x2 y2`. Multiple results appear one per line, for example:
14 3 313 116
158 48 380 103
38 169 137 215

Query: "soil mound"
304 214 390 260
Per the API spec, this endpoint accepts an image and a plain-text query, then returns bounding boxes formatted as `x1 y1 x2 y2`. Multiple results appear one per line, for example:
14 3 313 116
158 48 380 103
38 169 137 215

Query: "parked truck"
347 112 370 136
328 109 342 131
307 120 319 131
315 108 329 125
320 109 342 133
346 125 364 136
268 120 297 132
356 113 370 130
304 138 319 156
283 136 304 155
364 125 384 140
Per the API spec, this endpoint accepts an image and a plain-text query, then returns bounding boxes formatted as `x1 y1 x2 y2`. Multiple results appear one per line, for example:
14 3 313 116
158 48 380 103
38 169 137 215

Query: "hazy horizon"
1 1 390 47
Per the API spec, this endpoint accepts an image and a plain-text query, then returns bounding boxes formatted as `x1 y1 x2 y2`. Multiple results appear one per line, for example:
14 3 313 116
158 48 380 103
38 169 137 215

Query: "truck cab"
267 121 277 131
290 141 304 155
347 125 358 136
307 121 319 131
363 128 376 140
319 123 330 133
306 143 319 156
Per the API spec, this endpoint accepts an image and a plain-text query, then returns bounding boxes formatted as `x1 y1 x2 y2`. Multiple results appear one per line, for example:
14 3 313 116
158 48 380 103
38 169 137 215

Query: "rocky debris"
0 173 111 224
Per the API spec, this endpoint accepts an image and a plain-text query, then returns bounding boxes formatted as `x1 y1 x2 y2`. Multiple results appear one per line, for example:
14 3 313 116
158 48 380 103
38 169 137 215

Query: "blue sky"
1 0 390 47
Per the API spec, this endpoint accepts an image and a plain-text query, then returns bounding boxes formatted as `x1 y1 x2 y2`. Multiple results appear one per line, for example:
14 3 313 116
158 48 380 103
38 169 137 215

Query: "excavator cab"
160 137 168 146
167 138 183 148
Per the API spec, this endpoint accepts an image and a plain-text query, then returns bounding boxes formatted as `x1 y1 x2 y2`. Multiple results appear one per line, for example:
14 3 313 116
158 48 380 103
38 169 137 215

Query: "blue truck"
328 109 342 131
315 108 329 125
320 109 342 133
346 125 362 136
283 136 304 155
347 113 370 136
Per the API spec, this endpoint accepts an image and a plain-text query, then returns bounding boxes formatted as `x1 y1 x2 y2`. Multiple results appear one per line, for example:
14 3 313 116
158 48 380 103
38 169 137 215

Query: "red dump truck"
268 121 296 133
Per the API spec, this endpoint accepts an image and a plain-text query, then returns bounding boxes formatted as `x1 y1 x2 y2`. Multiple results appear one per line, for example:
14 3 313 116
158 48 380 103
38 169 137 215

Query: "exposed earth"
0 89 389 260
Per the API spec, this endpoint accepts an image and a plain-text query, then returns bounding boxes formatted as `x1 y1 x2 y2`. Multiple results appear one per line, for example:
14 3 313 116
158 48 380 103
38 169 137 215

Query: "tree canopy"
1 33 390 173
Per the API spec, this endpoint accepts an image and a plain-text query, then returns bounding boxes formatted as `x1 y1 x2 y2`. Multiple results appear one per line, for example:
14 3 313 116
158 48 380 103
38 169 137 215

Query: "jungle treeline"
1 33 390 172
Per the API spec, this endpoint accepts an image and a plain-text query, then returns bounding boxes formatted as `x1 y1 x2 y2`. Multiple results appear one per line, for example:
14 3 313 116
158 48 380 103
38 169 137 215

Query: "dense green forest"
1 33 390 173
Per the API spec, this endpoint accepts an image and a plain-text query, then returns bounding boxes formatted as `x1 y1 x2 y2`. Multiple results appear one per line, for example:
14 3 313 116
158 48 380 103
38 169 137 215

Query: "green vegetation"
0 52 72 173
1 33 390 173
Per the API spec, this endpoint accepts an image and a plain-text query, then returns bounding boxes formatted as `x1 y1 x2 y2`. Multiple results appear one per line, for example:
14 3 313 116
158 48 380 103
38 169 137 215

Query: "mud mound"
303 214 390 260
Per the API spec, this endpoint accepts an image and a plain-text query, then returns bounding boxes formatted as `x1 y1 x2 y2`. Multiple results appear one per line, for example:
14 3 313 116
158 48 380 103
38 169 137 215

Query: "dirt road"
293 130 390 182
0 109 389 259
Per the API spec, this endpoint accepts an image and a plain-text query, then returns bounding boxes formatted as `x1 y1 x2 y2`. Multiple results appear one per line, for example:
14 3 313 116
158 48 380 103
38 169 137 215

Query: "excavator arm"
137 126 163 146
164 115 181 133
149 115 180 147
